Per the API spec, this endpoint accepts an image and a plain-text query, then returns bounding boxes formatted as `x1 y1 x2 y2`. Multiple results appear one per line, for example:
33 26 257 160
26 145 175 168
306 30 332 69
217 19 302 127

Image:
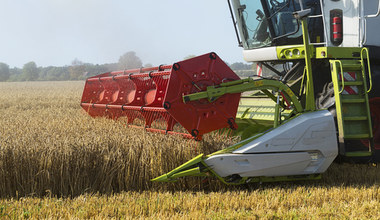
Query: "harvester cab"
81 0 380 185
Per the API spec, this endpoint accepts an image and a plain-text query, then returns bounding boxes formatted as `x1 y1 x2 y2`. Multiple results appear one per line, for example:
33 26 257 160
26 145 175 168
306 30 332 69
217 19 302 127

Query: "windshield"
232 0 323 50
232 0 271 48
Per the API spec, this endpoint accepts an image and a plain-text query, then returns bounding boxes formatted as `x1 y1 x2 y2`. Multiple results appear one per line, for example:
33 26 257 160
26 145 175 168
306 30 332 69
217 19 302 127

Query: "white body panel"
204 110 338 178
242 47 278 62
322 0 361 47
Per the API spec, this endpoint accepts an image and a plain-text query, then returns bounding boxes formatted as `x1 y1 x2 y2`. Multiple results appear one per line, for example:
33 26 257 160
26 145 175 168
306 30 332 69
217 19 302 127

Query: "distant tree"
69 58 86 80
0 62 10 81
103 63 118 72
230 62 252 71
22 62 39 81
183 55 196 60
44 66 68 81
144 63 153 68
118 51 142 70
8 67 22 81
38 66 52 80
82 63 108 78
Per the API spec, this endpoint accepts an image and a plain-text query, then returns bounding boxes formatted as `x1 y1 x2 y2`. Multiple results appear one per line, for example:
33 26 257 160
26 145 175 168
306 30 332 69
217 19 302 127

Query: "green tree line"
0 51 254 82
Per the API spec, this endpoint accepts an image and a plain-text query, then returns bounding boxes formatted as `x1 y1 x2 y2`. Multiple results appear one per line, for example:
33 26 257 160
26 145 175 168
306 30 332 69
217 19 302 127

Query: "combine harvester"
81 0 380 184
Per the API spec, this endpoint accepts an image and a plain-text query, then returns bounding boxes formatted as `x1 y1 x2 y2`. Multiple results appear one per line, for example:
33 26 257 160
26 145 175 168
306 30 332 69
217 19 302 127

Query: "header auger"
82 0 380 185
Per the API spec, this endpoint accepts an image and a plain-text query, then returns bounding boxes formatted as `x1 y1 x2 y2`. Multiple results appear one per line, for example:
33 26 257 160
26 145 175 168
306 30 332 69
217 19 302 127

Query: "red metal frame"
163 52 241 140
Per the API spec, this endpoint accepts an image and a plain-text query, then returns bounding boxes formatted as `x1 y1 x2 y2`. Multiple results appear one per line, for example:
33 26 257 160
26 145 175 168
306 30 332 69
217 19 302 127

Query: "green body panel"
315 47 363 59
300 18 315 111
277 46 364 60
277 44 308 60
151 154 207 182
235 97 293 140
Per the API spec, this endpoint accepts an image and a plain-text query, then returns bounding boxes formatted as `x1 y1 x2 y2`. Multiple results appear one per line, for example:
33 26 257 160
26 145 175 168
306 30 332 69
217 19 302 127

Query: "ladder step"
344 134 371 139
341 98 366 103
344 151 372 157
338 81 363 86
341 63 362 71
343 116 368 121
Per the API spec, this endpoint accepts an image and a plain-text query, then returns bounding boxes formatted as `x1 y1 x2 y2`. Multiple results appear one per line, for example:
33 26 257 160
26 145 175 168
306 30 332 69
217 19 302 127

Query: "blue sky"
0 0 246 68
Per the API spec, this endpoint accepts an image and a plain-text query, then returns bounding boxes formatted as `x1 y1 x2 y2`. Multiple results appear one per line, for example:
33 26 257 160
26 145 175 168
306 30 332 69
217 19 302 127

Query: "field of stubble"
0 81 380 219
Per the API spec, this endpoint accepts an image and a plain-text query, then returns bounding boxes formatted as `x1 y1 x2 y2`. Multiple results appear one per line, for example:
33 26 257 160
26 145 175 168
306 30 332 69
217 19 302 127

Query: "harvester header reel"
81 52 241 140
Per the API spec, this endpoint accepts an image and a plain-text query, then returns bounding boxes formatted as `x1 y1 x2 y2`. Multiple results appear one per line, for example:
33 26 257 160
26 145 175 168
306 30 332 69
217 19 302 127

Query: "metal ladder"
330 48 373 157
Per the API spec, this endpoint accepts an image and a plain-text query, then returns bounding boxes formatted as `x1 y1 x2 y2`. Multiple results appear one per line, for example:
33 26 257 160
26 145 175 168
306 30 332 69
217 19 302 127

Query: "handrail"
332 60 345 94
365 0 380 18
361 0 380 45
361 48 373 93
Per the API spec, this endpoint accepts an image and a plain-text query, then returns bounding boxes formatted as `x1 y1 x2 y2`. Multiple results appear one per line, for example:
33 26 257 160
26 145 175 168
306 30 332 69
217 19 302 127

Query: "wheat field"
1 81 380 219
